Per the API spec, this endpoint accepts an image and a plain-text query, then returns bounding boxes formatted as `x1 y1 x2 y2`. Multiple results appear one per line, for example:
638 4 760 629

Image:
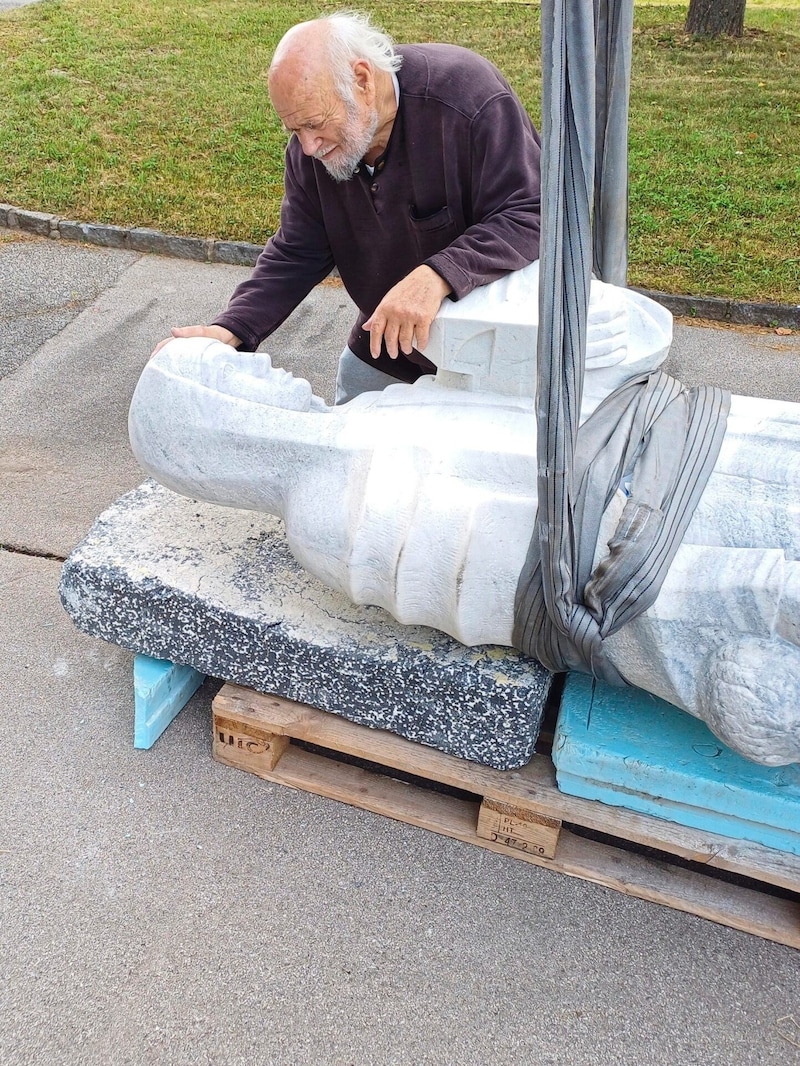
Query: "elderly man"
155 11 541 402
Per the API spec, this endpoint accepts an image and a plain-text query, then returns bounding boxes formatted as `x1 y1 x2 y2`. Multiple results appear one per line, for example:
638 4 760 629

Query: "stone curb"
630 287 800 330
0 204 264 268
2 203 798 328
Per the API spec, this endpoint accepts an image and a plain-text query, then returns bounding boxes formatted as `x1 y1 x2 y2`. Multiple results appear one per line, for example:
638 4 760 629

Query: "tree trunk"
685 0 746 37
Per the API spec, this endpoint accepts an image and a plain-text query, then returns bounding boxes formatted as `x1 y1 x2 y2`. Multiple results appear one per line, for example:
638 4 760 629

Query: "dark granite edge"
58 555 550 769
57 553 552 703
3 203 798 328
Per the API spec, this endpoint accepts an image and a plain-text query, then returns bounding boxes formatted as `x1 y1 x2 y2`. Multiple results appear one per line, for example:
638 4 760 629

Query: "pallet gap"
293 738 482 805
535 670 566 756
567 823 800 903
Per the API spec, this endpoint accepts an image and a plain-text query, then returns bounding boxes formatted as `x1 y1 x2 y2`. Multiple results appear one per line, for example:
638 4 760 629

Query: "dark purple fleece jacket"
214 43 542 382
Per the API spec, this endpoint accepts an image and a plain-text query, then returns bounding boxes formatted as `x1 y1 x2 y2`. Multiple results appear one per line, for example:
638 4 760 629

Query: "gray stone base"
59 482 552 769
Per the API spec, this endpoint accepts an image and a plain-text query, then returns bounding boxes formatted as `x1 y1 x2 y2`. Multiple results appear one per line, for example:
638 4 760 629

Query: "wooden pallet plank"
477 799 561 859
213 684 800 894
251 745 482 841
212 716 800 948
549 829 800 948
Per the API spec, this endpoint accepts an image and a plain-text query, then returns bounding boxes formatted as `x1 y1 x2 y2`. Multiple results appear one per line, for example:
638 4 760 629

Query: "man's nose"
297 130 322 156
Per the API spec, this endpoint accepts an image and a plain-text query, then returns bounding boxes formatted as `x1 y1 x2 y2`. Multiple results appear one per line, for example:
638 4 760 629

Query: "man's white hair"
324 10 403 101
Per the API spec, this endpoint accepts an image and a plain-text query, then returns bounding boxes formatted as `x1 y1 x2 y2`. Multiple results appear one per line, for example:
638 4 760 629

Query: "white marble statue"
130 265 800 766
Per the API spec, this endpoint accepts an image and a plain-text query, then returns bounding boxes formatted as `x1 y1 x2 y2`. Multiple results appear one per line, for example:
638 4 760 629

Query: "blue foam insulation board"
553 672 800 856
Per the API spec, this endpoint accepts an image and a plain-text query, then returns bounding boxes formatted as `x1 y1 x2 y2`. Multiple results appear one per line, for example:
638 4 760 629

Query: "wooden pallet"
212 683 800 949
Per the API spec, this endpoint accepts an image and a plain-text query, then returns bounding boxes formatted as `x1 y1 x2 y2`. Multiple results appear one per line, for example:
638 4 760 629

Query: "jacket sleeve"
424 92 542 300
213 143 336 351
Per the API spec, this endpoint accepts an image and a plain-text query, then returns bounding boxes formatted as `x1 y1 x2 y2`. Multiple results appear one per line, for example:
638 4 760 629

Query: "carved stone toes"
698 636 800 766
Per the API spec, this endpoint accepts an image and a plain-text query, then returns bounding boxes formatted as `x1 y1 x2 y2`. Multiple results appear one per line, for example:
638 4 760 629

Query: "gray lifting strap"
514 0 730 680
513 370 730 682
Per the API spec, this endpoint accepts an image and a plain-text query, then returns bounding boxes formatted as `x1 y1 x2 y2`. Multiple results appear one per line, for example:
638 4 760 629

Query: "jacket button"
370 182 379 193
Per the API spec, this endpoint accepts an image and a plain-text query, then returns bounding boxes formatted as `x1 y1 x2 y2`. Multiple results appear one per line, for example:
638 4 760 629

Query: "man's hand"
151 325 242 359
363 266 452 359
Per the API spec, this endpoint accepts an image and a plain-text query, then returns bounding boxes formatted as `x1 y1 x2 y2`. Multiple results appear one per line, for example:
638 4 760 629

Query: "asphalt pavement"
1 231 799 1066
0 0 41 10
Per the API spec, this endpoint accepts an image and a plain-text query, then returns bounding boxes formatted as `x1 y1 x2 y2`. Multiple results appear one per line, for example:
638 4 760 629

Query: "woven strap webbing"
513 370 730 683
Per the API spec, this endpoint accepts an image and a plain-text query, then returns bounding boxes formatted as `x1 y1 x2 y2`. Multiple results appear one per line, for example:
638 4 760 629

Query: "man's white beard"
320 105 380 182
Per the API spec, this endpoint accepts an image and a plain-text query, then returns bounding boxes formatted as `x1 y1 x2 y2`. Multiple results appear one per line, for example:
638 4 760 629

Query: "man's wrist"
423 265 452 299
210 324 243 348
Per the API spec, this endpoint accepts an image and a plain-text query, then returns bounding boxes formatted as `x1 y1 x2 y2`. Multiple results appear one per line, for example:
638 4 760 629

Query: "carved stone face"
154 339 315 412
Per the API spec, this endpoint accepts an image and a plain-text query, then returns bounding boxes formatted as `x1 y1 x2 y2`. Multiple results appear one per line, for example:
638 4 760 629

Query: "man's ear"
352 59 375 104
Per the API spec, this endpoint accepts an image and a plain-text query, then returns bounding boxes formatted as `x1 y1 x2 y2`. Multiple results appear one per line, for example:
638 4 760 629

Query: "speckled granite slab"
59 482 552 769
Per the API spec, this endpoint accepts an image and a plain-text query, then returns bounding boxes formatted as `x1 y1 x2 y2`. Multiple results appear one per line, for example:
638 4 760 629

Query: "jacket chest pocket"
408 204 460 258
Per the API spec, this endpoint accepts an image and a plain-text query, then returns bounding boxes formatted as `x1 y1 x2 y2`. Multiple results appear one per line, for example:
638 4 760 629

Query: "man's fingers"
172 326 205 338
365 315 387 359
150 325 205 359
398 321 416 356
366 311 424 359
412 319 431 353
364 267 450 359
149 324 242 360
383 320 402 360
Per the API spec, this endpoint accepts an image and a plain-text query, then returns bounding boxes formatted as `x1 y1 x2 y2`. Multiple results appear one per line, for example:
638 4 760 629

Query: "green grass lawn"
1 0 798 302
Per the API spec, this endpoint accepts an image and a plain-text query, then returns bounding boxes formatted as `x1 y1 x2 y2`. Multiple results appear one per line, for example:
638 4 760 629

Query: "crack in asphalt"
1 542 66 563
